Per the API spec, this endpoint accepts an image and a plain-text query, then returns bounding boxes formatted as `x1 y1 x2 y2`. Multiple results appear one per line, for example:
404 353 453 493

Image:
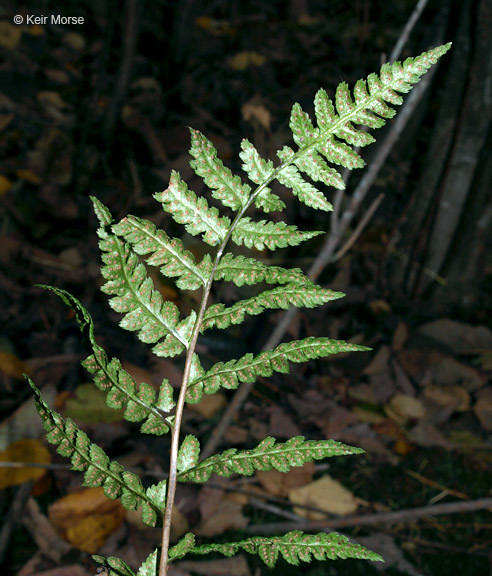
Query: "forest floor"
0 2 491 575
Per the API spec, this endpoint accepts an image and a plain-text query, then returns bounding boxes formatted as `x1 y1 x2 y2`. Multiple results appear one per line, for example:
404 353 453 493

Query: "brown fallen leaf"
391 322 409 352
256 462 315 497
0 438 51 490
48 487 125 553
289 475 359 519
177 555 251 576
418 319 492 353
196 498 249 537
474 387 492 431
363 346 391 375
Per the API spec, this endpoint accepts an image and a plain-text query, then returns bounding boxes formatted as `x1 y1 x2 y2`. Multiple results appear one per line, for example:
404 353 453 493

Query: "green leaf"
112 215 207 290
93 555 136 576
27 377 161 526
202 285 344 331
146 479 167 509
177 435 200 473
169 532 196 562
137 549 158 576
179 436 363 483
155 170 230 246
40 286 172 436
232 217 323 251
189 128 250 210
187 337 368 402
215 253 310 287
187 531 383 567
239 139 275 184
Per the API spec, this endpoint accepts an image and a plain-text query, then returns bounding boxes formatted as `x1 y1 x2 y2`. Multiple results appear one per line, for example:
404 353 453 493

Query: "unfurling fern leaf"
27 43 451 576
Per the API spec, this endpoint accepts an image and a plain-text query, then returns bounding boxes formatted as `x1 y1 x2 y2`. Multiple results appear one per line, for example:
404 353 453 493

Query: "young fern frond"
27 43 451 576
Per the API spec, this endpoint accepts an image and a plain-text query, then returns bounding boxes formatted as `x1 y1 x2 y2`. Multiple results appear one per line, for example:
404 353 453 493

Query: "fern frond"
186 337 368 403
112 215 210 290
27 377 163 527
185 530 383 567
201 285 343 331
232 217 323 251
215 253 310 287
178 435 363 483
155 171 230 246
92 197 191 357
189 128 250 210
38 286 175 436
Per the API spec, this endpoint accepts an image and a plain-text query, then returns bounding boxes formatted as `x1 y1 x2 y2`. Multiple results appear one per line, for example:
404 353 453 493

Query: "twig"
390 0 430 62
332 193 385 261
244 497 492 534
103 0 138 142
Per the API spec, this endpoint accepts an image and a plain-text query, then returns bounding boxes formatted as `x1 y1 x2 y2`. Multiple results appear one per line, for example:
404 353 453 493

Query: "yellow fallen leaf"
16 168 42 184
188 392 226 418
0 175 13 196
242 101 271 130
0 21 22 49
385 394 425 424
49 487 125 553
229 51 266 71
289 475 358 519
0 438 51 489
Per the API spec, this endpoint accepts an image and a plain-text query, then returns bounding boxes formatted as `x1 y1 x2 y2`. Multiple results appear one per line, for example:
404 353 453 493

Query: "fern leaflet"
186 336 367 403
28 378 164 527
178 531 383 567
178 435 363 483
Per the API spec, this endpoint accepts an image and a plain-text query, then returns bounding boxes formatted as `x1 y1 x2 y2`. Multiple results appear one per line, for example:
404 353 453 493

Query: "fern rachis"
27 43 451 576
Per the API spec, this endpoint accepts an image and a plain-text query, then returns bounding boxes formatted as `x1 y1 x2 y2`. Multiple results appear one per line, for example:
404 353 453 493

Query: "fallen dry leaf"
177 555 251 576
289 475 359 519
391 322 409 352
196 498 249 537
229 51 266 70
385 394 425 424
268 405 301 438
474 387 492 430
0 438 51 490
256 462 314 497
48 487 125 553
242 100 271 130
423 384 470 412
188 392 226 418
418 319 492 353
363 346 391 375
